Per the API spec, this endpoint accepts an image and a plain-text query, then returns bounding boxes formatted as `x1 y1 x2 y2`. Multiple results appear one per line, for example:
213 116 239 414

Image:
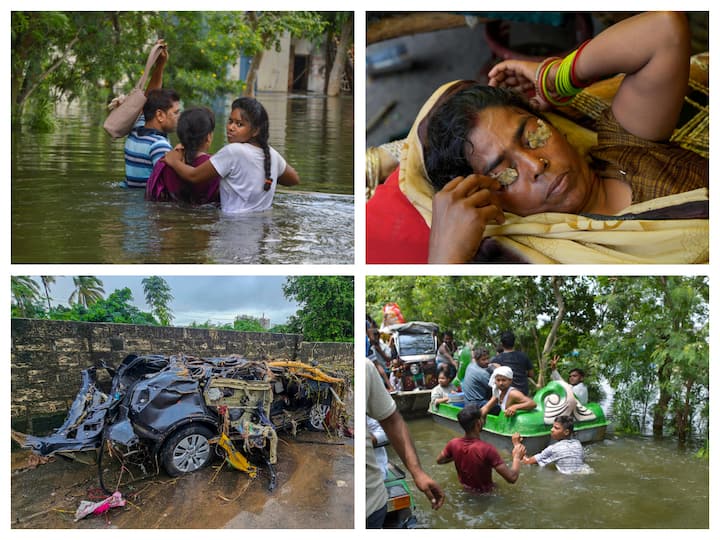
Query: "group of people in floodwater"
366 325 593 528
121 40 298 212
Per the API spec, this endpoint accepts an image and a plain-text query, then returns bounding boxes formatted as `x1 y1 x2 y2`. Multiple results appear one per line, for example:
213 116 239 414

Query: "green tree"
591 276 708 442
12 11 333 127
11 276 43 318
233 317 267 333
240 11 328 96
40 276 56 311
69 276 105 308
283 276 353 342
50 287 156 325
324 13 353 96
141 276 174 326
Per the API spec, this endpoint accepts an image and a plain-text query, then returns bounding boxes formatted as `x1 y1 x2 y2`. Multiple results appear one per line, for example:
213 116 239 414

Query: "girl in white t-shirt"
163 97 299 213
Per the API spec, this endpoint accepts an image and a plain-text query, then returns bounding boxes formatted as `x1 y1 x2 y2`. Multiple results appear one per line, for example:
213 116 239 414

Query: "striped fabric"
124 117 172 186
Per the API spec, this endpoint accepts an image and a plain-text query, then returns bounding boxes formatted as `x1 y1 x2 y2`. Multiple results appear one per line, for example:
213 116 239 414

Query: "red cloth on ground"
366 167 430 263
146 154 220 205
440 437 505 492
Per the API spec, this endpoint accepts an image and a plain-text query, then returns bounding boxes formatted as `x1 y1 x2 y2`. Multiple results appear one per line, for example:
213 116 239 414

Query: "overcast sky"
35 276 299 327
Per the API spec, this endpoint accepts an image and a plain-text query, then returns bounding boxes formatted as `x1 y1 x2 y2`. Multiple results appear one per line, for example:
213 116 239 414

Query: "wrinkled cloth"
366 80 709 264
74 491 126 521
145 154 220 205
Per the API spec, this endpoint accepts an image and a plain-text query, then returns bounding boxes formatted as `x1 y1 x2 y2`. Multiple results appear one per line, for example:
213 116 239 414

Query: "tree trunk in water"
653 356 672 437
243 50 264 97
326 19 352 97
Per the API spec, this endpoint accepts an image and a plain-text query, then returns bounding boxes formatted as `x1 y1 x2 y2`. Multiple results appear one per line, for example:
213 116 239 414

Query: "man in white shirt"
550 355 588 404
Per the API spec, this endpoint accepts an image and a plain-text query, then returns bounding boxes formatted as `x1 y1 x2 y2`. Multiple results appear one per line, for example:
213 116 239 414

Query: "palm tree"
142 276 174 326
40 276 56 311
68 276 105 308
11 276 42 317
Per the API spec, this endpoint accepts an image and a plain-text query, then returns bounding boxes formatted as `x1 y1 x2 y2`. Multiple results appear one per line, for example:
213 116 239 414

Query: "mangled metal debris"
13 354 348 492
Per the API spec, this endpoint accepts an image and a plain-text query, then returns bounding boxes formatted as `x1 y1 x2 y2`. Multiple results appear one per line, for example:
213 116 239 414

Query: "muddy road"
11 431 354 529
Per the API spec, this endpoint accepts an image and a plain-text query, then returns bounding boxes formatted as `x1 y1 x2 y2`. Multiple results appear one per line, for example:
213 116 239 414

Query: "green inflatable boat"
430 379 609 455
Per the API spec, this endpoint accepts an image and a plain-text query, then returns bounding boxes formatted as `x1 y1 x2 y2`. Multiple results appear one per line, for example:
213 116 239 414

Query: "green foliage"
366 275 709 443
11 276 44 318
233 317 267 333
69 276 105 308
12 11 335 124
52 287 157 325
141 276 174 326
283 276 353 342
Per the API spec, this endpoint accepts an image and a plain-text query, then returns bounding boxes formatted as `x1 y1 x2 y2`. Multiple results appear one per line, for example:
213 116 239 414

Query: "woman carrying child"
163 97 299 213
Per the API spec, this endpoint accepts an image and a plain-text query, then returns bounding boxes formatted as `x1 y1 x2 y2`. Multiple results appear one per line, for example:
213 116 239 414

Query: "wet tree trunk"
326 18 352 97
653 355 672 437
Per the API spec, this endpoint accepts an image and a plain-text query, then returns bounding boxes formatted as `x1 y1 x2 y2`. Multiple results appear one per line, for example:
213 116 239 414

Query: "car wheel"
161 425 214 476
307 402 331 431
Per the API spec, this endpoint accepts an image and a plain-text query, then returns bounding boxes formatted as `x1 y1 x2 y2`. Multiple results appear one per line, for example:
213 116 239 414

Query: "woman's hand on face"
428 174 505 264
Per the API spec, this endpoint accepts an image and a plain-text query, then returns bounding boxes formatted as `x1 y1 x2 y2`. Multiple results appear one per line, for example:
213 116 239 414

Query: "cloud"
43 275 299 326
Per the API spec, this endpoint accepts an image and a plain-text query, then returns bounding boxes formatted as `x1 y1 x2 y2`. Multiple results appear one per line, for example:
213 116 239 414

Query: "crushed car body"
13 354 348 491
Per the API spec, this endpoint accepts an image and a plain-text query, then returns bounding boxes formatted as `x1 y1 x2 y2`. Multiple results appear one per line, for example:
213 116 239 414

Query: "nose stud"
539 157 549 168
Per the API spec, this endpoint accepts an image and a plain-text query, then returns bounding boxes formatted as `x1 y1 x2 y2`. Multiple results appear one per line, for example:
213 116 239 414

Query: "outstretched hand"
428 174 505 264
412 470 445 510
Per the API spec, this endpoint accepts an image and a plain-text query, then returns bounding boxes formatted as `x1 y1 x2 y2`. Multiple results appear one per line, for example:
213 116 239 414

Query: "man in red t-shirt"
436 404 525 492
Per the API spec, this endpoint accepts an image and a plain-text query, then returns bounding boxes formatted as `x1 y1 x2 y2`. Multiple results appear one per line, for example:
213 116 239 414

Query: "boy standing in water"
436 404 526 492
521 415 593 474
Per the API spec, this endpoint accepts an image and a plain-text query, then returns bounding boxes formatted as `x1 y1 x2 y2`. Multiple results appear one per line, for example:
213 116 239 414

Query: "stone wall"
11 319 353 429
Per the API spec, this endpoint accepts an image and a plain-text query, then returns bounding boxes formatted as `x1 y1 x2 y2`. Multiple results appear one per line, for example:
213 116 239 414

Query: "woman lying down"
366 12 708 264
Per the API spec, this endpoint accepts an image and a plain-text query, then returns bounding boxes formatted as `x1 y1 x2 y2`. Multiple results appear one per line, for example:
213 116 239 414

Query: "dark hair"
457 403 483 432
143 88 180 121
473 347 489 359
231 97 272 191
437 364 452 380
500 330 516 348
177 107 215 165
423 85 536 191
570 368 585 378
555 415 575 434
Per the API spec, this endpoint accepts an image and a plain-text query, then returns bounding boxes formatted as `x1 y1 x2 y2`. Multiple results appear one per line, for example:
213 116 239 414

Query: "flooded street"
11 431 353 529
397 417 709 529
11 94 353 264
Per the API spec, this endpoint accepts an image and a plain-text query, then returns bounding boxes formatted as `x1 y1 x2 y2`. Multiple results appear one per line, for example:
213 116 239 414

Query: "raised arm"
489 12 690 141
146 40 168 93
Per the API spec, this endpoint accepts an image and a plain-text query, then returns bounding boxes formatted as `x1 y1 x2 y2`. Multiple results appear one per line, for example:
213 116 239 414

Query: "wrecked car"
12 354 348 492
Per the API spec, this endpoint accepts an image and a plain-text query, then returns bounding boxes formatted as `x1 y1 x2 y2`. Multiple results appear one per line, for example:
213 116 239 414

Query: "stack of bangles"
534 39 596 107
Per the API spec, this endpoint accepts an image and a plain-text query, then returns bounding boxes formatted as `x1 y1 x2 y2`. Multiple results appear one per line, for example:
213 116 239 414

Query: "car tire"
161 425 214 477
306 402 331 431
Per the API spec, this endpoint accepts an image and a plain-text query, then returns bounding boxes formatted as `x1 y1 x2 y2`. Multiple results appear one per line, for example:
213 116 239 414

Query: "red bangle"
570 39 595 88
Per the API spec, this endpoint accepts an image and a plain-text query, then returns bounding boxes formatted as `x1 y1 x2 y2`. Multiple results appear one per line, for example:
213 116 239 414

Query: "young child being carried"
163 97 299 213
